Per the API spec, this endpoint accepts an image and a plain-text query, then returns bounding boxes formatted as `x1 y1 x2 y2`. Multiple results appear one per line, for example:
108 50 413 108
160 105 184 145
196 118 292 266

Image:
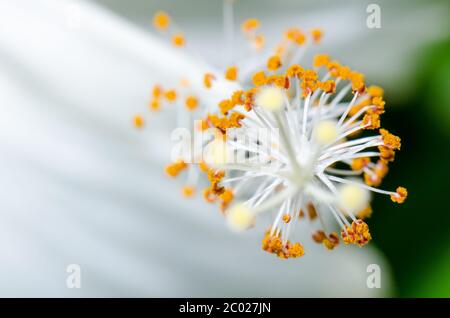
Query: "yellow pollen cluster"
351 157 371 171
286 64 304 78
380 128 401 150
133 115 144 128
362 113 381 129
185 96 199 111
164 89 177 102
252 34 265 50
203 73 216 89
150 84 177 112
267 55 282 71
153 11 170 30
313 54 330 68
301 69 319 96
241 19 265 50
341 220 372 247
282 214 291 223
319 80 336 94
165 160 187 177
364 160 389 187
284 28 306 45
307 203 318 220
391 186 408 203
311 28 323 44
200 163 235 210
153 11 186 47
312 230 339 250
252 71 266 86
241 18 260 33
182 185 195 198
225 66 238 81
207 111 245 134
262 231 305 259
349 86 385 116
171 33 185 47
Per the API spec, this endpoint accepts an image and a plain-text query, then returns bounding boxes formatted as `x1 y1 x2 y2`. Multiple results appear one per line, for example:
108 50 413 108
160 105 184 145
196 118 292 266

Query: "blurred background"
0 0 449 297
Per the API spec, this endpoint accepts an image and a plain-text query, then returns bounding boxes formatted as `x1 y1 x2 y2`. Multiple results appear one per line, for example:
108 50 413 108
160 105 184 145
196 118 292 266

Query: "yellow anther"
362 113 381 129
153 11 170 30
225 66 238 81
262 231 304 259
307 203 317 220
341 219 372 247
285 28 306 45
311 28 323 43
301 70 319 96
203 73 216 89
219 189 234 210
380 128 401 150
312 230 327 243
313 54 330 68
252 34 265 50
244 88 257 111
319 80 336 94
368 96 385 115
231 90 244 105
185 96 199 111
374 160 389 179
327 61 341 77
182 186 195 198
322 232 339 250
198 161 210 173
267 55 282 71
391 187 407 204
218 99 234 115
349 98 370 116
229 112 245 128
286 64 304 78
164 89 177 102
351 157 370 171
303 69 318 81
172 33 185 47
338 66 352 80
133 115 144 128
378 146 396 162
152 85 163 98
149 99 161 111
241 18 260 33
252 70 266 86
203 187 217 203
287 243 305 258
266 75 288 89
368 85 384 97
299 210 305 218
282 214 291 223
165 160 187 178
350 71 366 93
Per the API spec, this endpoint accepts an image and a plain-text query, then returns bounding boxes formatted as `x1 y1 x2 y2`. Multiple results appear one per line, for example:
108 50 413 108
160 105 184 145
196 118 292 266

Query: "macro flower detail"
136 6 408 260
208 57 408 258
